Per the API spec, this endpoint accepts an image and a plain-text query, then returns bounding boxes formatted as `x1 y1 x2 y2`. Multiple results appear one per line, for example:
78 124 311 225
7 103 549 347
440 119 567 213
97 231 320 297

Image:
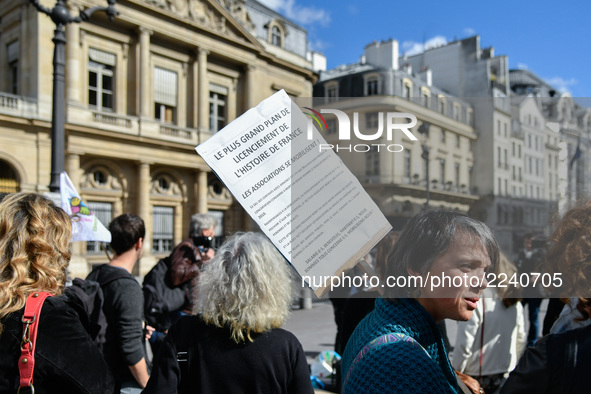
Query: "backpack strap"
170 317 198 393
343 332 429 388
18 291 52 393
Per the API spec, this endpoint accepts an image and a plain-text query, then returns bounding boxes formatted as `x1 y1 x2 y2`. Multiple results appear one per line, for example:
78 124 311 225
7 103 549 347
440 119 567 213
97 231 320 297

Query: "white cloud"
463 27 476 36
347 5 359 16
308 38 329 52
257 0 330 27
401 35 448 56
543 76 578 94
517 63 529 70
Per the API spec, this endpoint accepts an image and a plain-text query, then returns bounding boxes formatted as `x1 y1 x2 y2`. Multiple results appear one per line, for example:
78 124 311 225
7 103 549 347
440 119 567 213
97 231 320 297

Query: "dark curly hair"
545 201 591 320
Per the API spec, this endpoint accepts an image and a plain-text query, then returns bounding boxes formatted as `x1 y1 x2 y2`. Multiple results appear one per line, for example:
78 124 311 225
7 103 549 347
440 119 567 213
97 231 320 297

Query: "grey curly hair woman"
144 232 314 394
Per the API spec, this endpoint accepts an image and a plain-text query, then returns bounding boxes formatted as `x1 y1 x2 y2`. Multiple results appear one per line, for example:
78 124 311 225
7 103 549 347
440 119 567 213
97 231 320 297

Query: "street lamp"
418 122 430 209
29 0 118 192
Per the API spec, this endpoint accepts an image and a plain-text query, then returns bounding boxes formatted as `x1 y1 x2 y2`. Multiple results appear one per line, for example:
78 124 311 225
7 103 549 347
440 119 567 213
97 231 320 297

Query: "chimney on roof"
364 39 399 70
419 67 432 87
307 51 326 72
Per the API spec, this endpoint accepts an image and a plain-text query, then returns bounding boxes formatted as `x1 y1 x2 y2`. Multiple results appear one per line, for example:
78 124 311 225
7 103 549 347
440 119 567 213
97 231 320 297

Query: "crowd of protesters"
334 206 591 394
0 191 590 393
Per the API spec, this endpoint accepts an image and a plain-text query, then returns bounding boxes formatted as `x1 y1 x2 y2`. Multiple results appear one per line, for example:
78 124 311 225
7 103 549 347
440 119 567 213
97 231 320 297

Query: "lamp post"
418 122 430 209
29 0 118 192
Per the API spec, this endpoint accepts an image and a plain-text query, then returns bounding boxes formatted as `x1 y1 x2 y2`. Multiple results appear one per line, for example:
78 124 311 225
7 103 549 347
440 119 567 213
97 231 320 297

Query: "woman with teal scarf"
342 211 499 393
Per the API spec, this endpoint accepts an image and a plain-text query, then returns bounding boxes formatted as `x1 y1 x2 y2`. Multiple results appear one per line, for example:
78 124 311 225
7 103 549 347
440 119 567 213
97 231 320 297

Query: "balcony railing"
68 105 203 145
0 94 18 110
0 92 39 118
362 174 473 196
160 124 194 140
91 111 133 128
0 95 216 146
364 174 381 184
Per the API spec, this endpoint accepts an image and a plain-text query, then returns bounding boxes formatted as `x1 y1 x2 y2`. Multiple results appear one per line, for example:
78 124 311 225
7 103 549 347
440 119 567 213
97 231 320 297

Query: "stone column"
19 4 28 95
66 3 81 104
192 55 199 128
113 198 123 218
197 170 208 213
197 48 209 132
228 78 237 121
174 202 183 245
139 27 153 118
178 63 188 127
65 153 81 187
244 64 256 109
137 162 152 254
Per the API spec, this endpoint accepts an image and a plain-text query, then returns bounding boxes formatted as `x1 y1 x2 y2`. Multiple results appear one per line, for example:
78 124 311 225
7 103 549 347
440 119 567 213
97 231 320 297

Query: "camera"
192 235 213 249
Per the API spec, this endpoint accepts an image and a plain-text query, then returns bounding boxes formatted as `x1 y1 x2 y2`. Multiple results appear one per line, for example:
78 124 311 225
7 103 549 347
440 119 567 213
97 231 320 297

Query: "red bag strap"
18 291 52 392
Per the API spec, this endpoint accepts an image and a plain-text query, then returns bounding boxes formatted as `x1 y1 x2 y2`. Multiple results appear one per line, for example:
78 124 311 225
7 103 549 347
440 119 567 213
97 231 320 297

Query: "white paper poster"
196 90 391 297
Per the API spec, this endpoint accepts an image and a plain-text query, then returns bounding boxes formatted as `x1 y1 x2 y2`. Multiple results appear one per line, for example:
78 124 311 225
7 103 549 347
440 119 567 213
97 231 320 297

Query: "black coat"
501 323 591 393
0 295 115 394
144 315 314 394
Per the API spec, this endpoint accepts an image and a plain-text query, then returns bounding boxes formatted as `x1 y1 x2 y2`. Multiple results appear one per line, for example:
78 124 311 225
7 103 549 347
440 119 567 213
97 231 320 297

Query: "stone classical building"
0 0 317 277
404 36 591 254
404 36 567 254
403 36 516 252
505 95 560 243
510 69 591 212
313 39 478 230
314 35 590 255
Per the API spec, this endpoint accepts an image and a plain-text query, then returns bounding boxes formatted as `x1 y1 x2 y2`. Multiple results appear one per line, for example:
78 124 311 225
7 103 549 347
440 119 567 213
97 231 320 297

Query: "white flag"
60 172 112 243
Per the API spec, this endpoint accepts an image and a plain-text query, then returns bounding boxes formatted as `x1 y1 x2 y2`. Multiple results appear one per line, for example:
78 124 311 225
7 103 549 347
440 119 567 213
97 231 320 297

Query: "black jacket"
144 315 314 394
0 295 115 393
501 323 591 393
89 264 145 386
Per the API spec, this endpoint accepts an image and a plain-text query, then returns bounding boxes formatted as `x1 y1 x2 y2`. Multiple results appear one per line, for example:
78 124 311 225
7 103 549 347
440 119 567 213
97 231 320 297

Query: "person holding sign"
144 232 313 394
342 211 498 394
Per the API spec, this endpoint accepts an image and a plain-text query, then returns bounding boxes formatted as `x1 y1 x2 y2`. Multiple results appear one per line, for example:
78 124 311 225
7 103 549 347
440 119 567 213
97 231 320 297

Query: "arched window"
0 160 19 194
271 26 282 46
267 20 286 48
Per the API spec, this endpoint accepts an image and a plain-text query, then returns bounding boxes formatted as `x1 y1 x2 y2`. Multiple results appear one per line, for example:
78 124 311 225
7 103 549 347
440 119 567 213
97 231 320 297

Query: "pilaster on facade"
197 169 209 214
137 161 152 258
244 64 257 109
65 3 81 105
138 26 153 119
197 47 210 133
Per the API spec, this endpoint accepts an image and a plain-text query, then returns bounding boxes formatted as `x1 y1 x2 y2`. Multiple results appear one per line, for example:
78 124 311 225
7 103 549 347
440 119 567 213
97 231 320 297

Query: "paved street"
284 301 337 364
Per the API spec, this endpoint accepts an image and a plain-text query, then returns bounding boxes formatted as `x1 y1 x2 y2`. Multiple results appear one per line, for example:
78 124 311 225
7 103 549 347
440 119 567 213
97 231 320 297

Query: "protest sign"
196 90 391 297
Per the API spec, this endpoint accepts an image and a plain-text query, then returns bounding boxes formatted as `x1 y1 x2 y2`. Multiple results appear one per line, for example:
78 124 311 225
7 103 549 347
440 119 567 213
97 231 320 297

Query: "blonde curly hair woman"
145 232 313 394
0 192 114 393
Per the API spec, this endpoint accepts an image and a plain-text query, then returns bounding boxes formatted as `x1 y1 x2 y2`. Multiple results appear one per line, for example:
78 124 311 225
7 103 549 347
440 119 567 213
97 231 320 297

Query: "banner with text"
196 90 391 297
